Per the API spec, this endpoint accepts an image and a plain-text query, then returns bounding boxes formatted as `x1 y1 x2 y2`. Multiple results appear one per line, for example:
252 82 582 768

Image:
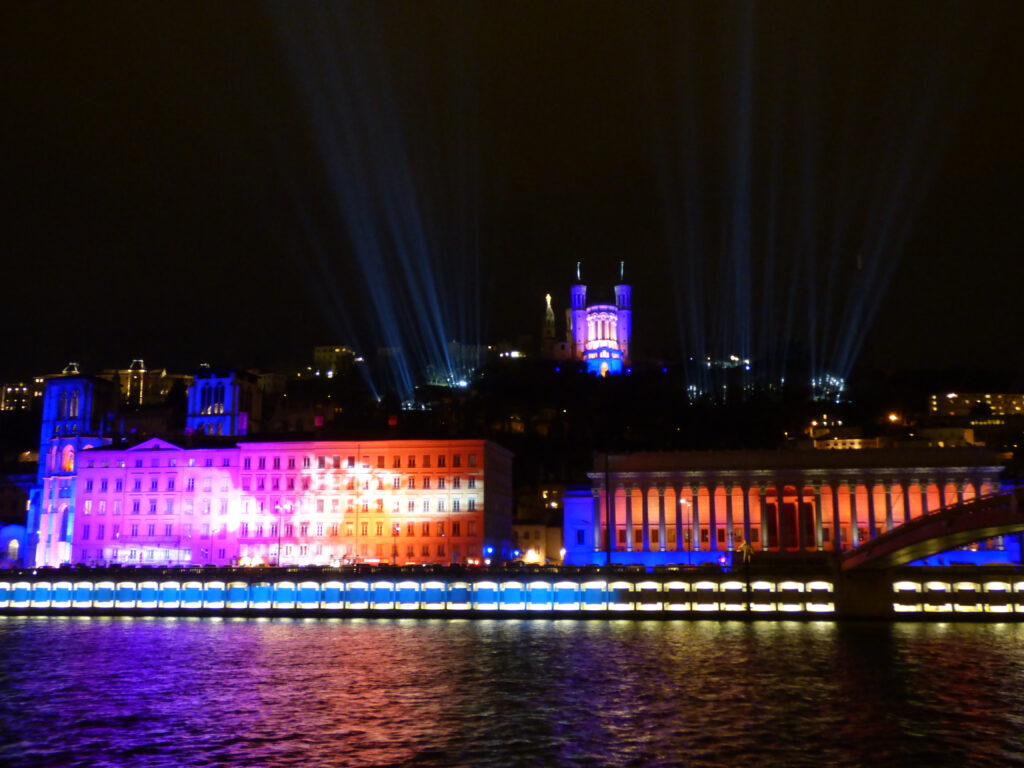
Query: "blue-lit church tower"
186 369 261 437
28 366 117 566
569 264 632 376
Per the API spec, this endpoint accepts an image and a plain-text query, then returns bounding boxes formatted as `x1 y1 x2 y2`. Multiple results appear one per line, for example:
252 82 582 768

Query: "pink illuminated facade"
35 437 513 567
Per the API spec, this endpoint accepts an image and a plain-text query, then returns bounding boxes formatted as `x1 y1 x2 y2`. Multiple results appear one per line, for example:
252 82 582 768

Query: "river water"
2 616 1024 767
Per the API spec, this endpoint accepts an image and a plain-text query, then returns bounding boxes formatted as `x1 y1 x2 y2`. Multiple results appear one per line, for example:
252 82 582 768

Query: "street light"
274 502 291 567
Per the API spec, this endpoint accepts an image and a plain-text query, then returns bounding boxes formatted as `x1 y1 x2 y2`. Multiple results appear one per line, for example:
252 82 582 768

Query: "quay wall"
2 568 1023 620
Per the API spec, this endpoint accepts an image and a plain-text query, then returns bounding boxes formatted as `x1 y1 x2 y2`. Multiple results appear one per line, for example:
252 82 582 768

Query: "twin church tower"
542 262 632 376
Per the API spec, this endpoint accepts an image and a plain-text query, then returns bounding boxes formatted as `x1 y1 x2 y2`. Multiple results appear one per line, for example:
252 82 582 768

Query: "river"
2 616 1024 767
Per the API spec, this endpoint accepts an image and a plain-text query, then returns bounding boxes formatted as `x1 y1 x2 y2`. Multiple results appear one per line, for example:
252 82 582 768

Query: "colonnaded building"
563 449 1011 567
27 372 514 568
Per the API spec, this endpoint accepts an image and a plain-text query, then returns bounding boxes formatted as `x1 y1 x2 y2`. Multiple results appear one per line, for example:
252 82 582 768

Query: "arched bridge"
841 486 1024 571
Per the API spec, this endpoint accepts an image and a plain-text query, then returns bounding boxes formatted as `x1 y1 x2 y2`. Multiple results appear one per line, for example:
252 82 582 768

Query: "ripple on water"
2 618 1024 767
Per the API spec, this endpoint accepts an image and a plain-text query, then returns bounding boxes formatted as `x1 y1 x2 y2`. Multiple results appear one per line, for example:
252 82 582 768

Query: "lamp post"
274 502 290 567
392 522 400 566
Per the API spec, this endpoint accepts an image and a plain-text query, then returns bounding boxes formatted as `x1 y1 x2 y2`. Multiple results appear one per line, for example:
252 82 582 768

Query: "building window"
186 478 195 492
130 524 139 537
243 457 251 470
82 524 90 540
576 529 585 545
318 456 326 469
377 456 385 469
407 500 415 512
453 478 461 489
452 455 461 468
437 544 445 557
467 521 476 537
468 478 476 489
375 522 383 536
423 501 430 514
133 479 142 492
85 480 93 492
115 480 123 492
300 522 309 536
422 544 430 556
360 522 368 536
330 523 338 537
303 456 311 469
468 499 476 511
452 522 461 537
452 500 460 512
408 456 415 468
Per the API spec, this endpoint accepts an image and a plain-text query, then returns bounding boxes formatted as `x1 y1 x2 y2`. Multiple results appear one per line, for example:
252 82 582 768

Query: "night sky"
3 2 1023 382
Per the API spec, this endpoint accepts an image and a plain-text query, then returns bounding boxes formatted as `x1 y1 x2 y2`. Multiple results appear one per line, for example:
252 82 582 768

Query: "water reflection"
1 617 1023 767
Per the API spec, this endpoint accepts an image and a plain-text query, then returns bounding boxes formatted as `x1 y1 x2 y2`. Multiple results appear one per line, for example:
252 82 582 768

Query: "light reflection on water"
2 616 1024 767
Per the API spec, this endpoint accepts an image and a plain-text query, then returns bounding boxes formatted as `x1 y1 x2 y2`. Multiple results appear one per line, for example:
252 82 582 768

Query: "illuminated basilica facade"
568 266 632 375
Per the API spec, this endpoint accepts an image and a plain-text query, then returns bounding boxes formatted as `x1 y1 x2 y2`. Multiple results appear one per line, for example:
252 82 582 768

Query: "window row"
241 453 478 471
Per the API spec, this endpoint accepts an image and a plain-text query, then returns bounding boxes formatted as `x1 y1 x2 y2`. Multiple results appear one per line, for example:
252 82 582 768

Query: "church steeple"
542 293 556 340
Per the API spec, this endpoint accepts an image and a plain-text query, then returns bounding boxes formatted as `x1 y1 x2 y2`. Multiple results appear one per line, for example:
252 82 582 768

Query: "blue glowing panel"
447 585 470 604
371 584 394 604
227 584 249 605
138 584 158 604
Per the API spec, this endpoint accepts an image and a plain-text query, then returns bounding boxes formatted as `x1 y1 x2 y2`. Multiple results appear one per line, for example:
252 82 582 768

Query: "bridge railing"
843 488 1021 561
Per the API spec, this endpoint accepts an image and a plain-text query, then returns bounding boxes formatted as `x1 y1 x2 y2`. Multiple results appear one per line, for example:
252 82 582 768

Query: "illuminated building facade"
569 266 631 376
930 392 1024 418
35 437 513 568
564 448 1007 566
0 378 44 411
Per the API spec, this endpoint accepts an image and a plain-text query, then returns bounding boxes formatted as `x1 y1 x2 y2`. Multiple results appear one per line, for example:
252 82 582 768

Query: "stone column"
797 482 808 551
756 483 767 551
674 484 685 552
956 482 965 506
690 486 699 551
850 483 860 548
708 483 718 552
776 482 787 551
591 488 602 554
937 479 948 512
725 484 735 551
742 484 752 547
624 484 633 552
902 481 912 526
884 483 894 532
831 481 842 552
866 480 878 540
657 485 667 552
640 485 651 552
814 484 824 551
